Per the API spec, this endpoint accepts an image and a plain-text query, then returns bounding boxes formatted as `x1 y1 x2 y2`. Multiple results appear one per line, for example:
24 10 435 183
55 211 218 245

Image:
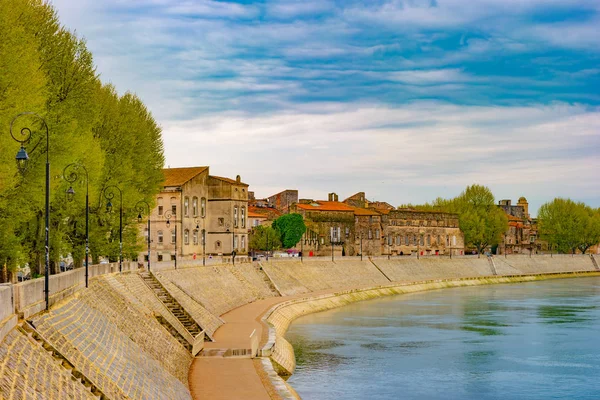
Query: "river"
286 277 600 400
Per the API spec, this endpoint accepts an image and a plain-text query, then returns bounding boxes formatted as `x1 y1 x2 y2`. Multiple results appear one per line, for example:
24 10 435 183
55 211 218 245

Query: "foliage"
538 198 600 254
409 185 508 255
0 0 163 281
249 225 282 251
272 213 306 249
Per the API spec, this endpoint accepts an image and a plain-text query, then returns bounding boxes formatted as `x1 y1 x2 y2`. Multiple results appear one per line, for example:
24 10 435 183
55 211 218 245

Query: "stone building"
497 198 533 254
290 193 356 257
139 167 248 263
267 190 298 213
382 209 464 256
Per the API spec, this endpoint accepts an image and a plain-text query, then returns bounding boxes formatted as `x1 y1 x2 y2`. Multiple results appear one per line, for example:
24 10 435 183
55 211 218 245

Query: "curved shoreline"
258 270 600 399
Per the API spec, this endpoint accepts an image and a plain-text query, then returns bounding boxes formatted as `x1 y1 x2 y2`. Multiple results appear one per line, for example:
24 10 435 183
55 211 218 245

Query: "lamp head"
106 200 113 213
166 219 170 227
66 186 75 202
137 213 142 223
15 146 29 173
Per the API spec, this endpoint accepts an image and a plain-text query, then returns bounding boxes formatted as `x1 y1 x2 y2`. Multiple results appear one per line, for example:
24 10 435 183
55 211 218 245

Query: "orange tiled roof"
248 211 266 218
296 201 355 212
163 167 208 187
506 214 523 222
248 205 282 217
210 175 249 186
353 208 381 216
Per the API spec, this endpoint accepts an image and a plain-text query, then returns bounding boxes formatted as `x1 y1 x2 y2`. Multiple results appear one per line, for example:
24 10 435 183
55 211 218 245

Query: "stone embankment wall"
159 264 278 317
0 263 193 400
260 255 600 377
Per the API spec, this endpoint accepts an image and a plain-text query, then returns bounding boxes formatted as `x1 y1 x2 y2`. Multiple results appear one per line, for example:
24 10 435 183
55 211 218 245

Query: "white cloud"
161 101 600 214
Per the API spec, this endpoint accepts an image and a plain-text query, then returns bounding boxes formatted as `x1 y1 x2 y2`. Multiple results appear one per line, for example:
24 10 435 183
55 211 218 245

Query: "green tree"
272 213 306 249
249 225 281 252
538 198 600 254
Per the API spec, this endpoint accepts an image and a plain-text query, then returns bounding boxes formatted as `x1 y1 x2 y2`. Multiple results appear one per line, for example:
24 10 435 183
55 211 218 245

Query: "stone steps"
140 272 205 342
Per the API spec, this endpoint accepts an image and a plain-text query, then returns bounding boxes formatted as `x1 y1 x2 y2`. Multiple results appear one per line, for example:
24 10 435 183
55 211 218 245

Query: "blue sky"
51 0 600 215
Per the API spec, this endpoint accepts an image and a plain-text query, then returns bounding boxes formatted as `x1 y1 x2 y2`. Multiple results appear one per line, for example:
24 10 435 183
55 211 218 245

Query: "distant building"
139 167 249 263
497 198 534 254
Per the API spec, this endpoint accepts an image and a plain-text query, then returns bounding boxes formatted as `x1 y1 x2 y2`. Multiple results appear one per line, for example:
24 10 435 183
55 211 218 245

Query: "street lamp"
195 218 206 266
10 112 50 310
225 223 235 266
103 185 123 272
63 163 89 287
136 200 151 271
164 210 176 269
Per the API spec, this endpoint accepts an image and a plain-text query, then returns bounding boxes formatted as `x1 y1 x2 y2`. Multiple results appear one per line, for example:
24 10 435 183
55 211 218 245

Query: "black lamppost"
64 163 89 287
136 201 151 271
164 210 176 269
504 233 507 259
103 185 123 272
331 231 335 262
10 112 50 310
360 233 363 261
195 218 206 266
225 223 235 266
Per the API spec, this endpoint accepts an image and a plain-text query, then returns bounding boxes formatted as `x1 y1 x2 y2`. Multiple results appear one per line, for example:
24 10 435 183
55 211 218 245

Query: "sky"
49 0 600 215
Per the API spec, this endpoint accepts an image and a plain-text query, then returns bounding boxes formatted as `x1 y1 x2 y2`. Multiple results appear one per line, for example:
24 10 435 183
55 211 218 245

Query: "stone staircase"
18 321 107 399
140 272 204 342
591 255 599 270
255 263 281 296
197 347 253 358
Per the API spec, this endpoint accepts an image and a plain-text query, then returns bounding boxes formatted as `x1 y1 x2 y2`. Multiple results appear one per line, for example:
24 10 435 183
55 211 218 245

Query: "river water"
286 277 600 400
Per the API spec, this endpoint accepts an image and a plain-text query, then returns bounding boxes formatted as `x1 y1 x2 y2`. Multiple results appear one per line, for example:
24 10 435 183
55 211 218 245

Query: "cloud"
160 101 600 213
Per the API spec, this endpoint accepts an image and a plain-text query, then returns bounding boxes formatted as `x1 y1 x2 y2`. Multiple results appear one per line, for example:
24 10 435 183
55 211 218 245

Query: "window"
193 197 198 216
446 235 450 246
171 197 177 216
369 216 373 223
157 197 163 216
437 235 441 245
241 235 245 250
453 235 457 246
396 236 401 245
253 219 259 227
158 205 164 216
157 230 163 244
376 229 380 239
405 235 409 245
193 230 198 245
345 227 350 238
234 206 238 228
241 207 246 228
201 198 206 218
171 230 176 244
368 230 372 239
171 254 176 261
420 235 424 246
218 217 224 226
184 229 189 245
158 254 163 262
413 235 417 245
234 235 238 249
184 197 189 217
388 235 392 245
427 235 431 246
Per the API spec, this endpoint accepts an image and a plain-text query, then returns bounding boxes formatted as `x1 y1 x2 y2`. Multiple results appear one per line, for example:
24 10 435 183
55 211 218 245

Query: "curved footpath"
188 269 600 400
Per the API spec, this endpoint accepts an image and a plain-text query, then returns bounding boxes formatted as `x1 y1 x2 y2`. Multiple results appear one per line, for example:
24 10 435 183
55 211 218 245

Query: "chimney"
328 192 338 202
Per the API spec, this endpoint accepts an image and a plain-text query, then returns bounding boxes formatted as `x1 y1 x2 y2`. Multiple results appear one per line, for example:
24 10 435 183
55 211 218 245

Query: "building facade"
139 167 248 264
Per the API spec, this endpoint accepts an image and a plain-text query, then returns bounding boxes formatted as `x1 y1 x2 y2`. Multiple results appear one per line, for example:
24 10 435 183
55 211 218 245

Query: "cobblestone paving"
0 329 96 400
31 276 192 400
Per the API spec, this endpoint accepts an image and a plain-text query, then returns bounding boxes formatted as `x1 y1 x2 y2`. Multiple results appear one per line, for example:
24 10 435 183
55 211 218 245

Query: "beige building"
139 167 248 264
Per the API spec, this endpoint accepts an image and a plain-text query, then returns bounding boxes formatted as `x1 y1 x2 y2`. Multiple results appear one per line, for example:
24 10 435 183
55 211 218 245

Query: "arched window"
234 235 238 249
234 206 239 228
184 229 189 245
201 197 206 218
170 197 177 216
171 230 176 244
192 197 198 217
193 230 198 245
157 230 163 243
184 197 189 217
241 207 246 228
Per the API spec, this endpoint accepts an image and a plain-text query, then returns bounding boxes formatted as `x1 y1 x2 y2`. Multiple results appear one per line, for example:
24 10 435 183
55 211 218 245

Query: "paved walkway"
188 296 287 400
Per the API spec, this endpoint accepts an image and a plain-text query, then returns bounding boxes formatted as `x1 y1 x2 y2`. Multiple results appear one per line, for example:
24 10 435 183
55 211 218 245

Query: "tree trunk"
1 263 7 283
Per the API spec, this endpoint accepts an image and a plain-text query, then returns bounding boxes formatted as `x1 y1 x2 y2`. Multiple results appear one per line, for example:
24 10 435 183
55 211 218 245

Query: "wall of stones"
160 264 276 317
261 260 390 296
30 274 192 400
0 329 97 399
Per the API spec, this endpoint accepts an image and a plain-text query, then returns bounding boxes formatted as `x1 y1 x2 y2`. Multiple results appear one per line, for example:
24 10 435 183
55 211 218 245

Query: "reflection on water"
286 277 600 400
